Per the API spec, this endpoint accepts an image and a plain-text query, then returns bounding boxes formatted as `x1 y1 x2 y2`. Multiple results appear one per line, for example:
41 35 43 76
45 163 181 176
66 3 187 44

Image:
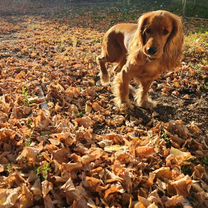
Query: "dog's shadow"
154 104 176 121
128 104 176 125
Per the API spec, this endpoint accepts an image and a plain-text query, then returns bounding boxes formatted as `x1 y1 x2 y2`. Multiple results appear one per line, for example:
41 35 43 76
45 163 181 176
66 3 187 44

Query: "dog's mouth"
145 54 157 61
143 50 158 61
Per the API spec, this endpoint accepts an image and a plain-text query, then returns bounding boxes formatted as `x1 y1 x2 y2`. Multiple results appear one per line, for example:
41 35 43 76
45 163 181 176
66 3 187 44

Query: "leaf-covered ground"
0 3 208 208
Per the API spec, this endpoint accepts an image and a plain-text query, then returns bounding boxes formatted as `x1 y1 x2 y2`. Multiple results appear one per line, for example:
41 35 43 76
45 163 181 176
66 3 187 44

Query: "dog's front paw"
114 98 133 111
119 102 134 112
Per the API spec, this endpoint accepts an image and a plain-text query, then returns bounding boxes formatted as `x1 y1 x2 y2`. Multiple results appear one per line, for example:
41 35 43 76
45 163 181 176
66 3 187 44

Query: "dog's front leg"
136 80 157 110
112 64 133 110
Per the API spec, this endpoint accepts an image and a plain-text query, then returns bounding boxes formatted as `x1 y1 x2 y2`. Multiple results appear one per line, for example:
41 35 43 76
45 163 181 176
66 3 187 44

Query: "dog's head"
137 10 184 69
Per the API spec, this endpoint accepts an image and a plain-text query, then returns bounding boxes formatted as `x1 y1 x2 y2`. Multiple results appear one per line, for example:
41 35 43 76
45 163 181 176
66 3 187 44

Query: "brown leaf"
34 110 51 130
75 116 94 128
42 180 53 198
136 146 155 158
0 164 4 173
92 101 104 112
17 184 33 208
84 176 103 192
62 162 83 172
166 147 195 166
164 195 185 207
44 195 55 208
17 146 40 165
53 147 70 163
104 185 124 200
192 164 206 180
51 132 75 146
0 187 21 207
171 175 192 197
0 128 19 141
31 178 42 198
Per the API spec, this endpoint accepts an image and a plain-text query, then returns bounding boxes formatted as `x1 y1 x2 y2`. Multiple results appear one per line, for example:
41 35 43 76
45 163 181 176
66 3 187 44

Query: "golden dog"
97 10 184 110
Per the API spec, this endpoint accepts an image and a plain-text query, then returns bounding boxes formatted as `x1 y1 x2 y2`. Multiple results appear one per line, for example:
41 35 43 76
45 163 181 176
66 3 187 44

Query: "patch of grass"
185 32 208 50
78 112 84 117
161 130 172 148
203 157 208 166
25 137 32 147
27 119 34 128
22 86 31 106
36 162 52 180
6 163 13 173
184 31 208 70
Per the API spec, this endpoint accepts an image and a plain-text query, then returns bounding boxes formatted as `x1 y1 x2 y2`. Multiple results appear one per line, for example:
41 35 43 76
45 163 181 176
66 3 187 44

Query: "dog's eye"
145 28 153 35
162 29 169 35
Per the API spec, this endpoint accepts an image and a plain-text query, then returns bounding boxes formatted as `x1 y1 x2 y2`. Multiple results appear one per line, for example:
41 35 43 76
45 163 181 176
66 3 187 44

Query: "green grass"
184 31 208 70
36 162 52 180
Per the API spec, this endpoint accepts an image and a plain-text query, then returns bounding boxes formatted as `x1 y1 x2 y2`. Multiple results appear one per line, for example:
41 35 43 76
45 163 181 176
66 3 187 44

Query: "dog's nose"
147 47 157 55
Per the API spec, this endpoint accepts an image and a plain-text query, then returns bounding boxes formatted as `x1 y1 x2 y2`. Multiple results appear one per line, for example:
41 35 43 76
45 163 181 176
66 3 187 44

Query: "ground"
0 1 208 208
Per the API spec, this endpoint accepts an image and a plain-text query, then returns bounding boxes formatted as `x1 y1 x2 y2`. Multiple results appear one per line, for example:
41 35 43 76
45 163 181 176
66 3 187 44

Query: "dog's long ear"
129 13 148 64
137 14 148 47
163 14 184 71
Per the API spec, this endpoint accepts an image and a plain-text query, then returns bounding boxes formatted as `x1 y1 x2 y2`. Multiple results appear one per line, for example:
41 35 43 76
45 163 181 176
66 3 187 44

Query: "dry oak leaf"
51 132 75 146
192 164 206 180
61 178 89 208
19 125 33 138
81 147 104 165
104 185 125 200
107 115 125 127
136 146 155 158
0 187 21 208
17 146 41 165
104 145 128 153
5 172 26 188
42 180 53 198
83 176 104 192
148 167 172 186
0 111 8 123
164 195 185 207
16 184 33 208
62 162 83 172
135 196 150 208
65 86 80 98
188 122 202 135
170 175 192 197
96 134 125 144
165 120 190 139
105 169 123 183
31 178 42 198
92 101 104 112
0 99 11 114
0 128 20 141
147 190 163 206
0 164 4 173
44 195 54 208
34 110 51 130
10 106 32 119
53 147 70 163
166 147 195 166
75 116 94 128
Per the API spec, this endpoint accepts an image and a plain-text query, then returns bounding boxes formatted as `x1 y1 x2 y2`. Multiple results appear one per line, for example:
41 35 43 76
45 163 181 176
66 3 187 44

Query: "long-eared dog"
97 10 184 110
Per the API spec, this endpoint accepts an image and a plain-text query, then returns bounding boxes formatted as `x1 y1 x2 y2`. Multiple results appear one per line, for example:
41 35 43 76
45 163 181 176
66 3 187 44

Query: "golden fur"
97 10 184 110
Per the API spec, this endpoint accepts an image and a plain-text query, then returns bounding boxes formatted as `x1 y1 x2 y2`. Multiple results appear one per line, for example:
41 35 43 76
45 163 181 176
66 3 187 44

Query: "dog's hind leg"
97 55 110 86
113 56 127 73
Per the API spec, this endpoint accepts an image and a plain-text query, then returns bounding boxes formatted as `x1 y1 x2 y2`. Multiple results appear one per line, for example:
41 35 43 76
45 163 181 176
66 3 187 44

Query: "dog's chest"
134 61 161 79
